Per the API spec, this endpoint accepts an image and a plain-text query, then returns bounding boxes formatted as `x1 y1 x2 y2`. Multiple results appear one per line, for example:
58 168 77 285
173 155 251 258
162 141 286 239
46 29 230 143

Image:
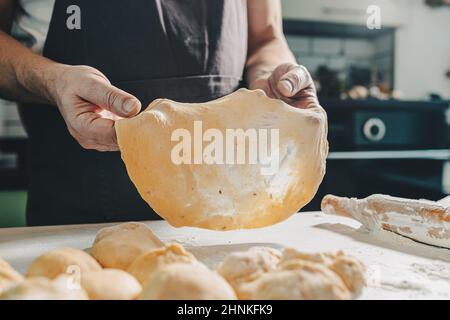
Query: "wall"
394 0 450 100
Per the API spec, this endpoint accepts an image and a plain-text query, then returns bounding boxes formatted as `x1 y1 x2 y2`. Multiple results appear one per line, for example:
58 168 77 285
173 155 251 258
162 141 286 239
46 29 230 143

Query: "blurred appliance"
425 0 450 7
322 99 449 152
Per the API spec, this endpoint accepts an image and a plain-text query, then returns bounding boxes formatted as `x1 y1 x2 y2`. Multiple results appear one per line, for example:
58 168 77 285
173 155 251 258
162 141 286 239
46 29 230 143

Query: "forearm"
245 0 296 89
0 30 61 104
246 37 296 89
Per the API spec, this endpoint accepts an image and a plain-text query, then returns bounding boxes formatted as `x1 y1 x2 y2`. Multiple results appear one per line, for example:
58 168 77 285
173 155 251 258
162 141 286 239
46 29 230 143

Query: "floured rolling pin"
321 194 450 249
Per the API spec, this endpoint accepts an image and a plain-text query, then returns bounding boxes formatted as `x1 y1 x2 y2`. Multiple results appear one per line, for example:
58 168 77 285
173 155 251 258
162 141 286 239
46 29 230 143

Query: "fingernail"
124 99 137 114
279 79 293 94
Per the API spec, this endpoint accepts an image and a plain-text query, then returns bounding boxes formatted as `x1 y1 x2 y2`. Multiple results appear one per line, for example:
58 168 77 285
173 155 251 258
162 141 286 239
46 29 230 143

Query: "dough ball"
0 277 88 300
26 248 102 279
328 255 366 298
139 263 236 300
250 260 351 300
0 258 24 294
280 248 366 298
116 88 328 230
128 243 197 284
217 247 366 300
80 269 142 300
216 247 281 299
280 248 339 264
91 222 164 270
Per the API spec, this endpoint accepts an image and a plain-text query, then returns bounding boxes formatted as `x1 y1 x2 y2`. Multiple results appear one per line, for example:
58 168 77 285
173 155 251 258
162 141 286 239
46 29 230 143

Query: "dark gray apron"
20 0 247 226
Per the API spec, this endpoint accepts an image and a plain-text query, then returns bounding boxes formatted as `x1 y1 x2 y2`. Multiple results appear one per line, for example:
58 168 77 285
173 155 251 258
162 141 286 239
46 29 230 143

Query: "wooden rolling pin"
321 194 450 249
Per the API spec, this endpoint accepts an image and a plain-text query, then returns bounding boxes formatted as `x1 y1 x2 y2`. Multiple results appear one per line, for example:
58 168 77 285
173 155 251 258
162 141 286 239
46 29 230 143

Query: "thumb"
84 80 142 117
276 65 313 98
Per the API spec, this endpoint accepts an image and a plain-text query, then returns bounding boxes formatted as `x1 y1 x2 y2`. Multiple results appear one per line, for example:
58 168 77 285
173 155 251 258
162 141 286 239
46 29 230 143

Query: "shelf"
328 149 450 160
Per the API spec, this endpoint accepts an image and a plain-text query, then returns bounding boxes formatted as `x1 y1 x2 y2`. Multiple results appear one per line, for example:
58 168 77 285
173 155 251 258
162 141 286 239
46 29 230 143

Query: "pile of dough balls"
0 222 366 300
217 247 366 300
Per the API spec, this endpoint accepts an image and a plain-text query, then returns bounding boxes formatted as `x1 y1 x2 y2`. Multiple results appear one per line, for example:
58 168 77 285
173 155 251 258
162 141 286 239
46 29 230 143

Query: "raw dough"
328 255 366 297
128 243 197 284
279 248 366 298
116 88 328 230
91 222 164 270
249 260 351 300
0 258 24 294
26 248 102 279
216 247 281 299
280 247 338 264
80 269 142 300
218 247 365 300
139 263 236 300
0 277 88 300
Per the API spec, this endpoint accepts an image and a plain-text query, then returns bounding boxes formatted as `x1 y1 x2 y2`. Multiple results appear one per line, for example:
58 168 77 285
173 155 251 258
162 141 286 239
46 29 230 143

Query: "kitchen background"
0 0 449 227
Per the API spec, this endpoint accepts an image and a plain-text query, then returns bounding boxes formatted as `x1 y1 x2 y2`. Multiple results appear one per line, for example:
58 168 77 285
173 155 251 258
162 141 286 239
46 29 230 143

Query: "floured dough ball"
128 243 197 284
280 247 339 264
0 277 88 300
250 260 351 300
139 263 236 300
26 248 102 279
217 247 366 300
216 247 281 299
280 248 366 298
91 222 164 270
0 258 24 294
116 88 328 230
328 255 366 298
80 269 142 300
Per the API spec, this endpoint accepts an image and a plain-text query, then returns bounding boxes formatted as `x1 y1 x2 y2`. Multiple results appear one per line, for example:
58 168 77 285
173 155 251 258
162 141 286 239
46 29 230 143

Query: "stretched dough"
116 89 328 230
128 243 197 284
0 258 24 294
80 269 142 300
91 222 164 270
0 277 87 300
139 263 236 300
216 247 281 299
26 248 101 279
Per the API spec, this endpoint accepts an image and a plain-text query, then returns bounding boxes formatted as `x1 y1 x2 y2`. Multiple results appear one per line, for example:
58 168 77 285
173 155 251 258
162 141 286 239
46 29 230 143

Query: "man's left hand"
252 63 319 109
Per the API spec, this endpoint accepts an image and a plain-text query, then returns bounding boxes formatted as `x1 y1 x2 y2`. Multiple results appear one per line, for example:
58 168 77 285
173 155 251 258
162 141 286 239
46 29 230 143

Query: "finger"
81 78 142 118
290 87 319 109
277 65 313 98
73 111 120 151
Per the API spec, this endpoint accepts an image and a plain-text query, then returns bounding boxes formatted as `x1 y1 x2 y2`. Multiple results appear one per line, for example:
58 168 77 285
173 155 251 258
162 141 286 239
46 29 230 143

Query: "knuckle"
105 90 120 109
299 65 313 83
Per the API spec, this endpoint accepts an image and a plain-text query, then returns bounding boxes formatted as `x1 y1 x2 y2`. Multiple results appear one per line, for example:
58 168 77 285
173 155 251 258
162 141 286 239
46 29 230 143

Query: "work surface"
0 212 449 300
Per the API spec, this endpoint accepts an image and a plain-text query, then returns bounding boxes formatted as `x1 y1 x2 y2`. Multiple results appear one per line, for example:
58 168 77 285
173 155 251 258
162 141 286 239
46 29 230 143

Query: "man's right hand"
47 65 141 151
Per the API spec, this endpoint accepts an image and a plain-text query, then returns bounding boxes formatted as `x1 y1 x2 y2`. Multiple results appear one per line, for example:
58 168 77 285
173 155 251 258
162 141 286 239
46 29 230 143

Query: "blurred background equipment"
425 0 450 7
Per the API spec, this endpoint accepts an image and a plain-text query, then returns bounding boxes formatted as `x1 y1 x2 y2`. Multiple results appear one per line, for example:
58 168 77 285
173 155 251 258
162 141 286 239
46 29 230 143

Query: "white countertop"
1 212 449 300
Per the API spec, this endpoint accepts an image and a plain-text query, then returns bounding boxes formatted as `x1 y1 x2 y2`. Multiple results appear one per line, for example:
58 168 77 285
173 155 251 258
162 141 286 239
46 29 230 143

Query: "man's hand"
0 28 140 152
251 63 318 109
48 65 141 151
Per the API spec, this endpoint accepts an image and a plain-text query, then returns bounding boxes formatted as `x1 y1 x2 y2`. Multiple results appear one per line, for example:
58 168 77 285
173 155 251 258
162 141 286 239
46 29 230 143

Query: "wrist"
14 54 67 105
39 62 68 105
